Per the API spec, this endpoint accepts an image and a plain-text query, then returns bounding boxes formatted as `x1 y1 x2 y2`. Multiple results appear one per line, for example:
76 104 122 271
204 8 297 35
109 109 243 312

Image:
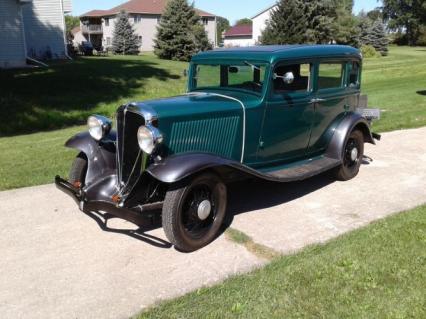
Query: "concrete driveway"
1 127 425 319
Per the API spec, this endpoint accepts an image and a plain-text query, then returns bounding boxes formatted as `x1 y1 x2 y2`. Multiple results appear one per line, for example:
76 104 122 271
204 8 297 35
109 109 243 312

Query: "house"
252 4 278 44
76 0 217 52
0 0 71 68
223 25 255 47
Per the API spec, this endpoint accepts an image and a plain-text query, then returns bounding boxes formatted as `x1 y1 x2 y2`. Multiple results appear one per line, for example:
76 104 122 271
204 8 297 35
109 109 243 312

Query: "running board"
260 156 341 182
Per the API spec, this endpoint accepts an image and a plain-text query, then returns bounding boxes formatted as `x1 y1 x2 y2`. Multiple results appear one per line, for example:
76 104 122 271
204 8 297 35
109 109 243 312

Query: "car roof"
192 45 362 63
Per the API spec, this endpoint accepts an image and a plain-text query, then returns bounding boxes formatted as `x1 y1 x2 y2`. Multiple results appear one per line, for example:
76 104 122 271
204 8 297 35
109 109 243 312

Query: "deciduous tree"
382 0 426 45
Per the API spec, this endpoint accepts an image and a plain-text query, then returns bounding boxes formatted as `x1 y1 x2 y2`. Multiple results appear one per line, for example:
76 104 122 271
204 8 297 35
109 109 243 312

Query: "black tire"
162 172 227 252
69 152 88 187
333 130 364 181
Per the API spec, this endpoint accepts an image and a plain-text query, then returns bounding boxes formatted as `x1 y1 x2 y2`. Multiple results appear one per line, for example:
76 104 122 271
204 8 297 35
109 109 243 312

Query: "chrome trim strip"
186 92 247 163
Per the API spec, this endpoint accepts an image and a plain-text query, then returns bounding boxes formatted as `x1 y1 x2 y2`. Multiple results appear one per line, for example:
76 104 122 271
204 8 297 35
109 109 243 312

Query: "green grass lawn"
0 47 424 190
136 205 426 318
363 46 426 132
0 54 188 136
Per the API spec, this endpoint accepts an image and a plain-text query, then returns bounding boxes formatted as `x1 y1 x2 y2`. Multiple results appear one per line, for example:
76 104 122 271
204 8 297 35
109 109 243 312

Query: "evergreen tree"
112 11 140 55
192 24 213 52
369 21 389 56
261 0 309 44
305 0 335 44
331 0 360 47
155 0 211 61
261 0 336 45
358 16 374 46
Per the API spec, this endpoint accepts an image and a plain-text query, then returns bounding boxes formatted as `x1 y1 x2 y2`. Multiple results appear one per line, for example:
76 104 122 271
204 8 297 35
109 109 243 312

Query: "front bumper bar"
55 176 162 227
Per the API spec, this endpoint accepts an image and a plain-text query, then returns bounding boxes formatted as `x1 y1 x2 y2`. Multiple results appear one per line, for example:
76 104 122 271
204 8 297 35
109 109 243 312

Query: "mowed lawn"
0 46 425 190
137 205 426 319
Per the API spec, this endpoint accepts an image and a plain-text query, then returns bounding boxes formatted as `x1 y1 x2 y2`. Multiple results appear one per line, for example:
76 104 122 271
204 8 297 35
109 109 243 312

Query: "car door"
258 62 315 165
308 61 349 154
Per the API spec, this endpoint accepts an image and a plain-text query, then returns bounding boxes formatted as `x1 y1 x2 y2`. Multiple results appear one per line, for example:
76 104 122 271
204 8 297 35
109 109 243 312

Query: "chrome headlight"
137 125 163 154
87 115 112 141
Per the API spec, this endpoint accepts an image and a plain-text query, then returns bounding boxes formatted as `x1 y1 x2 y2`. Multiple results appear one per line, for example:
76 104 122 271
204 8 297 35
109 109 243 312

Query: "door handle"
310 98 326 104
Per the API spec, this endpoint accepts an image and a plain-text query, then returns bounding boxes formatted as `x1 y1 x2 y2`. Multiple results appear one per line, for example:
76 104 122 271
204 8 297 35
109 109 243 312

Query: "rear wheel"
69 152 88 188
333 130 364 181
162 172 227 252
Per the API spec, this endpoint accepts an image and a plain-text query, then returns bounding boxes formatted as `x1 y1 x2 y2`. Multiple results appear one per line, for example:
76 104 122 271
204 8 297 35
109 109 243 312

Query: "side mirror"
273 72 295 84
283 72 295 84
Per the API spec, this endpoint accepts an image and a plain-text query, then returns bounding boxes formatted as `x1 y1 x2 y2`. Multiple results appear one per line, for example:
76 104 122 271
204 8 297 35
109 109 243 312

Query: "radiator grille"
116 108 145 186
168 117 240 159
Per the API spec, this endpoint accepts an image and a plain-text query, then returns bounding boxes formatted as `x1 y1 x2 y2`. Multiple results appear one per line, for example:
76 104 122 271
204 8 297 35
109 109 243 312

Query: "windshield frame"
188 59 271 97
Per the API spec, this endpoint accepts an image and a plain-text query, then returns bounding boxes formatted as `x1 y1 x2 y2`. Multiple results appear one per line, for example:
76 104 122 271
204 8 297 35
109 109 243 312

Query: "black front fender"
65 131 117 185
326 112 375 161
146 153 234 184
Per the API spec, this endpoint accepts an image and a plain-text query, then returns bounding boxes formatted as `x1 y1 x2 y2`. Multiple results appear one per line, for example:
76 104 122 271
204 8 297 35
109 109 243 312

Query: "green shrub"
361 45 380 58
417 26 426 46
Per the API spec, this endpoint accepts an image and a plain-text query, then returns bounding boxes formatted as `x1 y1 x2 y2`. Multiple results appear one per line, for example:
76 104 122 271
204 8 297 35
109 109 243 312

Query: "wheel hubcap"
197 200 212 221
350 147 358 162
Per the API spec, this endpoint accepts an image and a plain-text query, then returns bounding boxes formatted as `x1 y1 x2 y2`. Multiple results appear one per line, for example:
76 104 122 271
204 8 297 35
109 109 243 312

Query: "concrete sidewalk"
1 127 425 319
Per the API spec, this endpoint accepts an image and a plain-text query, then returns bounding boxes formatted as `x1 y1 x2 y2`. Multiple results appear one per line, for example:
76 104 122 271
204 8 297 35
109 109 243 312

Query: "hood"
130 91 262 121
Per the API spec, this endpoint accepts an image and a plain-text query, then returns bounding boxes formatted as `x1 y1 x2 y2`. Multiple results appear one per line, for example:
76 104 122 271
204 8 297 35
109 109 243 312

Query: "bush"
417 26 426 46
361 45 381 58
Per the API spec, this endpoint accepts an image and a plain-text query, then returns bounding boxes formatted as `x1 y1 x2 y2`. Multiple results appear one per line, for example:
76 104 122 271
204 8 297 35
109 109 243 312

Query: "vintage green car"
56 45 380 252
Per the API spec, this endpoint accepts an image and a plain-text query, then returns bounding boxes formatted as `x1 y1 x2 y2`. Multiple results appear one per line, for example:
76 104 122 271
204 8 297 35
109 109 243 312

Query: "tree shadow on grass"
0 57 183 136
416 90 426 96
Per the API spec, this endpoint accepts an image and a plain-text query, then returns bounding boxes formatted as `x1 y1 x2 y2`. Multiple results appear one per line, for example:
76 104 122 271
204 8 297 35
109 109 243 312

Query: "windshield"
191 62 268 95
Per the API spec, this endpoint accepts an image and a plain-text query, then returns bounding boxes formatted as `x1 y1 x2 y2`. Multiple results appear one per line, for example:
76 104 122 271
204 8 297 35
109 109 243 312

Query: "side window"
273 63 312 94
348 61 360 87
318 63 344 90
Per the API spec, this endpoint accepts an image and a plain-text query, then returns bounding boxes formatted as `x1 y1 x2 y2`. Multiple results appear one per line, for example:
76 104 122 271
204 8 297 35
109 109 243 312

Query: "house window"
157 17 161 24
134 15 142 23
106 37 111 46
105 18 109 27
202 18 208 25
138 36 143 47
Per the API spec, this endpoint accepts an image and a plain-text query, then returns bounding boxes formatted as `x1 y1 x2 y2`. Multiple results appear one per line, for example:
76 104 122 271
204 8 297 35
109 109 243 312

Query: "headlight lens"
87 115 112 141
137 125 163 154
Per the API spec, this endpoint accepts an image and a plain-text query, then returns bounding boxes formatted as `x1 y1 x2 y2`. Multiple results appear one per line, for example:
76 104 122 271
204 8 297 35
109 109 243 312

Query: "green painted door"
258 62 315 165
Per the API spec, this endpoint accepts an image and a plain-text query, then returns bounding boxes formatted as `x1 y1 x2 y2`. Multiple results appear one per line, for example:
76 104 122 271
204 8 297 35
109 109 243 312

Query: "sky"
72 0 381 24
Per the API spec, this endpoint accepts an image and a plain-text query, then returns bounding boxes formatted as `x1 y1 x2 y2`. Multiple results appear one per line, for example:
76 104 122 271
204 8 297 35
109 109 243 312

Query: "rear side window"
318 63 344 90
348 61 360 87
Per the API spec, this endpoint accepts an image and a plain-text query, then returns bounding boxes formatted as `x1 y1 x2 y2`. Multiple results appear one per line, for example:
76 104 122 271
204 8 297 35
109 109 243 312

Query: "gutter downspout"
60 0 73 60
19 3 48 67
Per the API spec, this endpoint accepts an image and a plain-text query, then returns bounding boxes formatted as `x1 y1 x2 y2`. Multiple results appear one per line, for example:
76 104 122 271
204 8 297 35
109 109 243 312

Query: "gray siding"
0 0 26 68
22 0 67 59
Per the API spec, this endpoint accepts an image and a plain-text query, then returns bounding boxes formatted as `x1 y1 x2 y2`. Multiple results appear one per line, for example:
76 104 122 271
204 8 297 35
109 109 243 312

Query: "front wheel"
69 152 88 188
162 172 227 252
333 130 364 181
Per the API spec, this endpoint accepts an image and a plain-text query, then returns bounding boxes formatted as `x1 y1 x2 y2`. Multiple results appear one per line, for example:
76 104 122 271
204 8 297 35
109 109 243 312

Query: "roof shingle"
224 24 253 37
81 0 215 18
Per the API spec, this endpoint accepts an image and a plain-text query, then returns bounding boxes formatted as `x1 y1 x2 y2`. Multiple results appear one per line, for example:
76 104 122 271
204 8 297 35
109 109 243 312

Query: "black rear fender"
65 131 117 185
326 112 375 161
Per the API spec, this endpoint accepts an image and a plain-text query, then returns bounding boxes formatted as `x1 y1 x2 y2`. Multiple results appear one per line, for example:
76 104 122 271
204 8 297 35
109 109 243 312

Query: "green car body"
56 45 380 252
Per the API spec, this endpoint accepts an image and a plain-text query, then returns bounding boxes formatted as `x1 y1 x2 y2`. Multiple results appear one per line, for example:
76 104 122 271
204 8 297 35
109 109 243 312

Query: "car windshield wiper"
244 61 261 71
